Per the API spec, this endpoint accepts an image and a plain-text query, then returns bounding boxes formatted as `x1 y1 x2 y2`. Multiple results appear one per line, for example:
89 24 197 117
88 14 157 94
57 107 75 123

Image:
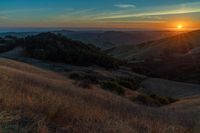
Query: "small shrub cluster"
69 73 82 80
69 73 101 89
117 80 136 90
116 76 143 90
134 94 177 107
0 36 21 53
77 80 92 89
69 73 142 95
100 81 125 95
69 73 99 84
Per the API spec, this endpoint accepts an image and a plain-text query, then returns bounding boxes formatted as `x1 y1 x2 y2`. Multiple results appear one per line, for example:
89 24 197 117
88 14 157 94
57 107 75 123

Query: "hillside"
1 31 200 132
0 32 121 68
109 30 200 60
1 57 200 132
109 30 200 83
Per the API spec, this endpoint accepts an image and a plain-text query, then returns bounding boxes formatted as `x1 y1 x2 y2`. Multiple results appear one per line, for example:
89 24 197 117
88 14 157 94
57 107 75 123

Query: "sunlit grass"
0 58 197 132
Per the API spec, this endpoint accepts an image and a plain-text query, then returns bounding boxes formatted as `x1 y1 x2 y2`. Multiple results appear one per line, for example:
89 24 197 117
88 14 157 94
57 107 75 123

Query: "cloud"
0 8 53 15
0 15 8 20
98 20 166 24
95 9 200 20
95 1 200 20
114 4 136 8
53 8 95 21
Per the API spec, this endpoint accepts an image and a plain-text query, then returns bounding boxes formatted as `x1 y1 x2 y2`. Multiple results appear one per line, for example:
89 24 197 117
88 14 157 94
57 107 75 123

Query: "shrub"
116 76 144 90
0 36 24 53
117 80 135 90
83 74 99 84
69 73 99 84
134 94 177 107
136 94 157 106
77 80 92 89
166 96 177 103
69 73 82 80
100 81 124 95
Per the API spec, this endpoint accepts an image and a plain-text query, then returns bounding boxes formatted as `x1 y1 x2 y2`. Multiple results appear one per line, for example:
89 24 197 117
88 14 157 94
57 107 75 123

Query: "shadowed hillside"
0 32 121 69
109 30 200 83
109 30 200 59
0 58 200 133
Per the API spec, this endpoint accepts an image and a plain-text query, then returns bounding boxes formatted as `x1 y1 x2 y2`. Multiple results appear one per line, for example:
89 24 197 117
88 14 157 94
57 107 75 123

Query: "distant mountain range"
0 30 182 49
56 30 183 49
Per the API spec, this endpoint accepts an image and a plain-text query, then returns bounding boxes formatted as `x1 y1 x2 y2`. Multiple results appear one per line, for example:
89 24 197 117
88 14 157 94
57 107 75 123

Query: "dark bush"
69 73 99 84
100 81 124 95
166 96 177 103
117 80 135 90
83 74 99 84
77 80 92 89
0 36 21 53
69 73 82 80
135 94 177 107
116 76 144 90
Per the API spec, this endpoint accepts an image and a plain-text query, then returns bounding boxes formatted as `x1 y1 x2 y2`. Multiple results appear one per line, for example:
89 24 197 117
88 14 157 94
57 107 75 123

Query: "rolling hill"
0 32 121 68
108 30 200 83
109 30 200 60
1 30 200 132
1 57 200 132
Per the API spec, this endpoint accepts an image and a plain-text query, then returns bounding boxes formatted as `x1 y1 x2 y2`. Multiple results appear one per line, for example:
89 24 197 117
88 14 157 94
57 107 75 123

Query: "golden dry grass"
0 58 199 133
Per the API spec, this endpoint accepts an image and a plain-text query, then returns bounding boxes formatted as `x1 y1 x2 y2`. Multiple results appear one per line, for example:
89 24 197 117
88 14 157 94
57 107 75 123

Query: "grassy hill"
1 31 200 132
109 30 200 83
109 30 200 60
0 57 200 132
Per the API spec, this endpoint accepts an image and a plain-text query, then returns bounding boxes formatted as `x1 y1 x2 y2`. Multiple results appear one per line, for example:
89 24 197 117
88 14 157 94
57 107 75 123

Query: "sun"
177 25 183 29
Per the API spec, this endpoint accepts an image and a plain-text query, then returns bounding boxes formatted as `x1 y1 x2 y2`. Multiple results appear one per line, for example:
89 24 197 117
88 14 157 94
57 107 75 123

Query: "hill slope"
1 57 200 132
109 30 200 60
109 30 200 83
0 32 121 68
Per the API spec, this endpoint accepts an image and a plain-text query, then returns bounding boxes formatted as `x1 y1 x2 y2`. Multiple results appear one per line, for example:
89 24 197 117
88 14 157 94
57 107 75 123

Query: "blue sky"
0 0 200 30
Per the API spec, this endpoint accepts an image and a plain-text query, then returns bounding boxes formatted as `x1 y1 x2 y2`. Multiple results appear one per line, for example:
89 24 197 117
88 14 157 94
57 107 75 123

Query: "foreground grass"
0 58 198 133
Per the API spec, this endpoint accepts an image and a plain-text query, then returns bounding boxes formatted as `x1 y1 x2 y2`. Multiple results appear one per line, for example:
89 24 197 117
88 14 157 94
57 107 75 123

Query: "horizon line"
0 27 198 33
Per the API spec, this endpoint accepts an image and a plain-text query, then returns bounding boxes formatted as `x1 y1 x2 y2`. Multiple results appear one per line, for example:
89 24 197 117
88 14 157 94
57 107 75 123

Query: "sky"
0 0 200 31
